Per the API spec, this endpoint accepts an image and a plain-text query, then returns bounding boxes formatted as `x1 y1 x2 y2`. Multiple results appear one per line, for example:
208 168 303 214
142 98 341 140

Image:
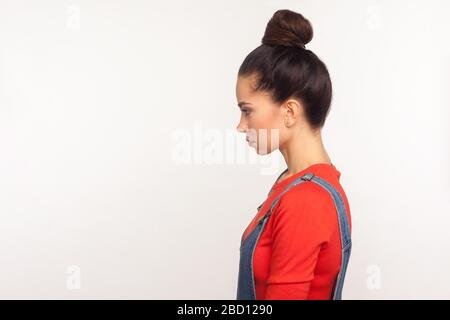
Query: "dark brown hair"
238 9 332 130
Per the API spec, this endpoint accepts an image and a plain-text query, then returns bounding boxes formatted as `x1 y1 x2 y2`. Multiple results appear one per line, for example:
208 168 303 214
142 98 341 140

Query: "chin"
254 144 275 155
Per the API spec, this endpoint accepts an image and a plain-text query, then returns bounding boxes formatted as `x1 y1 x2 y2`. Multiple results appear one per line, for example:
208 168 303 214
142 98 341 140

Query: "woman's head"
236 9 332 155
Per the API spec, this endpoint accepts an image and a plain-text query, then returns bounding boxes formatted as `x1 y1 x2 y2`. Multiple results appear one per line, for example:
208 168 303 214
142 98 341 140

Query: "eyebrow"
238 101 252 108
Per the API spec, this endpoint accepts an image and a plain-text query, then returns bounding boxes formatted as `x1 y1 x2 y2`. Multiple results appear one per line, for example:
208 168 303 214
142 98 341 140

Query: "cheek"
253 111 281 131
253 127 283 153
253 114 285 153
254 115 282 141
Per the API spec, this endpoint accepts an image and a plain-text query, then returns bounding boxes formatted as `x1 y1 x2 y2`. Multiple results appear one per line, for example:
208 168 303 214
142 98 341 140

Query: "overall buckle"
300 173 314 181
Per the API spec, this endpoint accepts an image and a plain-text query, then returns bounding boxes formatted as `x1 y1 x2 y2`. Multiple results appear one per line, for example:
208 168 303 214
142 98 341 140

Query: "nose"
236 122 246 132
236 118 247 133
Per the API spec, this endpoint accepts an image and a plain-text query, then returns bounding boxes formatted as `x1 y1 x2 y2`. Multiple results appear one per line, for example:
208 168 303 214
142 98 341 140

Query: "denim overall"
236 171 352 300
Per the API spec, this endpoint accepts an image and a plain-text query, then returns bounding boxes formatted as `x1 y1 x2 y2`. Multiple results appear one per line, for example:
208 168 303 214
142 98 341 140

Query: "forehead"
236 74 272 104
236 74 258 99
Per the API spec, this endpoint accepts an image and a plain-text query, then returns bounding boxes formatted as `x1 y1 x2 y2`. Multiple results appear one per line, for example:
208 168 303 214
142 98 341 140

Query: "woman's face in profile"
235 74 287 155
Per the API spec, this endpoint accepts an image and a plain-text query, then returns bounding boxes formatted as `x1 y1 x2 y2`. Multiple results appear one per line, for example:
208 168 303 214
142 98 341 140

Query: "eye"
241 108 251 116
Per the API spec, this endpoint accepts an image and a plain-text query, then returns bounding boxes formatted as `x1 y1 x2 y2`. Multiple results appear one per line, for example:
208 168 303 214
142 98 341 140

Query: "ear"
282 99 302 127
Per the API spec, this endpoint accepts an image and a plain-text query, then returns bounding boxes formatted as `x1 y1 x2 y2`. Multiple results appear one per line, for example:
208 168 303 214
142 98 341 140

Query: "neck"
279 126 332 177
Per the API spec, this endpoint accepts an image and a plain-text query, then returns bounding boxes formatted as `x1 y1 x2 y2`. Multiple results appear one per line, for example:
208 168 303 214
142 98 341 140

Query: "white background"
0 0 449 299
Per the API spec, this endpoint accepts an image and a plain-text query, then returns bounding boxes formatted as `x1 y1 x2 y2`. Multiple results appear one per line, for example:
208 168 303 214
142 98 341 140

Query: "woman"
235 9 352 300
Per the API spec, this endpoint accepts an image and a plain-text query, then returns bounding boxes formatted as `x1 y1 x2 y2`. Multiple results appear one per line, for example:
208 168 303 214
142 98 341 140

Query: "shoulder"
271 179 337 230
276 179 334 212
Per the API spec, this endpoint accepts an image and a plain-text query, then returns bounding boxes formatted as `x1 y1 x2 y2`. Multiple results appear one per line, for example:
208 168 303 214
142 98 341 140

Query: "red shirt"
241 163 352 300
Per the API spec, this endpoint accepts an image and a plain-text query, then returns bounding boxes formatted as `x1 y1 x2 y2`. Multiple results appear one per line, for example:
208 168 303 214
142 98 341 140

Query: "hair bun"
262 9 313 49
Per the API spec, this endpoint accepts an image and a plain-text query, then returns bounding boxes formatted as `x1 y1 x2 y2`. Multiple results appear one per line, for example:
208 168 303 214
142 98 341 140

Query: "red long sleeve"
265 185 330 299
